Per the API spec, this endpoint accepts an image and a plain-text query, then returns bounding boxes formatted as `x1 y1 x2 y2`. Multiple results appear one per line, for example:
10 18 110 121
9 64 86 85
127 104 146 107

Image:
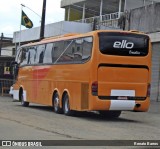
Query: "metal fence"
76 12 120 29
0 79 13 96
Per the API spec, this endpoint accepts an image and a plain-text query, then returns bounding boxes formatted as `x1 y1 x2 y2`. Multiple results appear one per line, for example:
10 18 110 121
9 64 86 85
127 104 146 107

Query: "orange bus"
11 30 151 117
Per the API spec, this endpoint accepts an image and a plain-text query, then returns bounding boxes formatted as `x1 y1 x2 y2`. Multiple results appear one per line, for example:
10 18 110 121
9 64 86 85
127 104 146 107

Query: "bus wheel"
20 92 29 107
63 94 73 116
99 111 121 118
53 92 62 114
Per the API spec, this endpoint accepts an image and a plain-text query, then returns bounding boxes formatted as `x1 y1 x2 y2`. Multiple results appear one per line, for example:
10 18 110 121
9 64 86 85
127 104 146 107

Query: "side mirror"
10 61 19 79
11 61 18 66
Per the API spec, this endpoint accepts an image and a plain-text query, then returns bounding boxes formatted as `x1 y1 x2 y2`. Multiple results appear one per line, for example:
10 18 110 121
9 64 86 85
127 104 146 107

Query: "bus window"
35 44 46 64
43 43 53 64
99 32 149 56
53 41 64 63
20 47 29 66
82 37 93 61
73 39 83 62
28 46 36 64
57 40 74 63
16 48 22 64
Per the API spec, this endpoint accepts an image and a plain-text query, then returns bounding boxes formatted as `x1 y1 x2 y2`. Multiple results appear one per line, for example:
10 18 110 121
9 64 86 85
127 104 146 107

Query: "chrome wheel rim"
54 96 59 111
64 97 69 113
21 94 24 105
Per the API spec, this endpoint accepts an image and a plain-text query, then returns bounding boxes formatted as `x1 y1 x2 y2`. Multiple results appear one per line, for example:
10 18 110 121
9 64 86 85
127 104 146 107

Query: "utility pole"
40 0 46 40
0 33 4 56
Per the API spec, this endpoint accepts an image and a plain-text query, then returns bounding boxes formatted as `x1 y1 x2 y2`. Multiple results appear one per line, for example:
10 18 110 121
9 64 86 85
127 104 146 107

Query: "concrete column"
143 0 146 6
67 6 70 21
100 0 103 22
82 3 86 23
118 0 122 18
124 0 127 11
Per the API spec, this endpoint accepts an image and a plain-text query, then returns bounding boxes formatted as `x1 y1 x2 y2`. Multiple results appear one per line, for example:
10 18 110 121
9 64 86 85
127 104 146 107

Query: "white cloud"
0 0 64 37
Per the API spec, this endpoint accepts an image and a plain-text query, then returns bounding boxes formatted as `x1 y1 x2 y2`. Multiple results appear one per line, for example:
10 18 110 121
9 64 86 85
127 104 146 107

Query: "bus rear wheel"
99 111 121 118
63 94 73 116
53 92 62 114
20 92 29 107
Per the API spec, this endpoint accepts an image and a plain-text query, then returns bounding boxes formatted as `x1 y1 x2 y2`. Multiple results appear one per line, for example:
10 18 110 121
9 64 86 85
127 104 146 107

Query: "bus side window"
20 47 29 66
58 40 74 63
43 43 53 63
35 44 46 64
82 37 93 61
16 48 22 64
28 46 36 64
53 41 64 63
73 39 83 62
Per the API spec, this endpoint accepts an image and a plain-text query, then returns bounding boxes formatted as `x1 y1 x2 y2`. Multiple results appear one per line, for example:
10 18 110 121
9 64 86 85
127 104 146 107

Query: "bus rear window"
99 32 149 56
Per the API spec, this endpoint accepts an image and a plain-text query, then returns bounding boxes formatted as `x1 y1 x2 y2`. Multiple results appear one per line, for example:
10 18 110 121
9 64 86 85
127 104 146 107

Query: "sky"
0 0 65 37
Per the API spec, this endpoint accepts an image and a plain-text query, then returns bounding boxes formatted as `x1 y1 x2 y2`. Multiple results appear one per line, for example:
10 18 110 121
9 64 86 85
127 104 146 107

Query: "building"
61 0 158 29
0 33 15 80
0 33 15 57
14 0 158 45
0 33 15 94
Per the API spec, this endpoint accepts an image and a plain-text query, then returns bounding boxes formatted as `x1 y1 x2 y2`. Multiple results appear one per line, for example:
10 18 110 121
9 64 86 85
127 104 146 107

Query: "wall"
129 3 160 33
129 3 160 101
13 21 92 43
125 0 144 10
150 42 160 101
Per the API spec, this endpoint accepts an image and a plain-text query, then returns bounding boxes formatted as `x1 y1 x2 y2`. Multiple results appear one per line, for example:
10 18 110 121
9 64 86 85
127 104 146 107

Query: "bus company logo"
113 40 134 49
2 141 12 146
129 50 141 55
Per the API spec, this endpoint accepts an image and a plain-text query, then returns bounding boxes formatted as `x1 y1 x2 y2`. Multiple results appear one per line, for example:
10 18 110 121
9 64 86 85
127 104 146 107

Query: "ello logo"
113 40 134 49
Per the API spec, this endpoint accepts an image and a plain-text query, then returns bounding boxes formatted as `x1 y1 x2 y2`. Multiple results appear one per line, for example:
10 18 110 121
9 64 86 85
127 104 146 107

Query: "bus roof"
20 30 147 48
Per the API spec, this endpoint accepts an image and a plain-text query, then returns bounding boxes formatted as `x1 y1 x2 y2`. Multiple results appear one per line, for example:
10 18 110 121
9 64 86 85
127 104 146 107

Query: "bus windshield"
99 32 149 56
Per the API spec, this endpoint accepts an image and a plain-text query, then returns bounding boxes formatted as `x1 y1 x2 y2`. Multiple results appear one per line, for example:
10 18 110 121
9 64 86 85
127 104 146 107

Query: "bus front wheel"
53 92 62 114
63 94 73 116
20 92 29 107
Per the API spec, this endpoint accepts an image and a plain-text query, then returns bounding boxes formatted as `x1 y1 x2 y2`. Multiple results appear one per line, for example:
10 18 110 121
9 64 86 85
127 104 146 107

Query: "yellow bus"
11 30 151 117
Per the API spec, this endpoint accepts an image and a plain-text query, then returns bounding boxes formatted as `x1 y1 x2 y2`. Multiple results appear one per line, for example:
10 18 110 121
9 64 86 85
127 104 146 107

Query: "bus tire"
99 111 121 118
53 92 62 114
63 93 73 116
20 92 29 107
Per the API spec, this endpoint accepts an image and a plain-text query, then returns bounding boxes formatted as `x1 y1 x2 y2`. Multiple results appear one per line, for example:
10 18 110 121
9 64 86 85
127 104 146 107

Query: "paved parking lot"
0 96 159 148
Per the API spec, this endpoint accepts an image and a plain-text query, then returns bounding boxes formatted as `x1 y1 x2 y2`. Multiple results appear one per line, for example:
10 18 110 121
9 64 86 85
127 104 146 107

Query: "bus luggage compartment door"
97 66 149 99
